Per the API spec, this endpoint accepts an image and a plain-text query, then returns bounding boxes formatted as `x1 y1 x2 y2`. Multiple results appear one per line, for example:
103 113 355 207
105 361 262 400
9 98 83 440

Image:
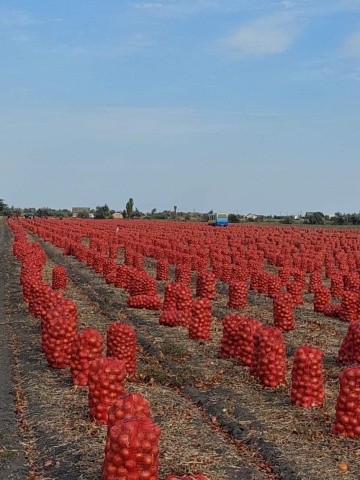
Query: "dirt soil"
1 218 360 480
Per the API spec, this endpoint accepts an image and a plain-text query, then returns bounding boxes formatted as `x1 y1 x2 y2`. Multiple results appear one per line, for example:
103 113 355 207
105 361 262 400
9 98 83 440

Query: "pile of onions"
344 272 360 292
102 417 161 480
156 259 169 281
108 243 119 259
196 271 216 300
163 283 178 311
251 326 286 388
291 346 325 408
107 323 137 375
330 274 344 298
175 262 192 285
189 298 212 341
220 314 261 366
175 284 193 327
103 259 117 285
88 357 126 424
41 305 78 369
279 266 291 285
52 265 67 290
250 271 260 292
257 272 269 295
228 280 247 309
127 294 162 311
159 310 182 327
332 366 360 438
115 264 130 289
287 280 303 306
273 292 295 331
107 393 151 434
313 287 331 313
339 291 359 322
308 271 322 294
338 320 360 364
70 328 103 386
267 275 282 298
322 303 341 319
127 270 157 297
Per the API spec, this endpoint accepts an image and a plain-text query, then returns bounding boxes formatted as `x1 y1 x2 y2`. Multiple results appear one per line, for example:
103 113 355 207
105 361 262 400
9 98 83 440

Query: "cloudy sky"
1 0 359 215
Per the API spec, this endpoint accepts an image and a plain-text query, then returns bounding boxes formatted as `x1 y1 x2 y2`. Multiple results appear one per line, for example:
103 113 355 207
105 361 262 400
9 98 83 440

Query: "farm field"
1 217 360 480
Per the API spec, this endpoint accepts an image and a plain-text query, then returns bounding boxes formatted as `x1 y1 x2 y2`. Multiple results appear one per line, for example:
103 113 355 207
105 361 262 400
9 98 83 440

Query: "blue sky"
1 0 360 215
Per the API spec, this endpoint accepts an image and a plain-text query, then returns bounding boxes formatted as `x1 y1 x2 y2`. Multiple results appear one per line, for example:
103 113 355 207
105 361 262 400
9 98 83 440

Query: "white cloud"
133 0 257 17
341 31 360 58
0 8 34 27
221 13 302 57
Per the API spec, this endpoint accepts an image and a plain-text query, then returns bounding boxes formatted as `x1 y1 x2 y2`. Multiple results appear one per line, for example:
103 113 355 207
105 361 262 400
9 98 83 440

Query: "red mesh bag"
332 366 360 438
70 328 103 386
52 265 67 290
291 346 324 408
251 326 286 388
189 298 212 341
338 320 360 364
196 271 216 300
220 314 261 366
159 309 182 327
93 254 105 274
127 295 162 310
330 274 344 298
344 273 360 292
267 276 282 298
163 283 178 311
250 271 260 292
102 417 161 480
107 392 151 434
156 259 169 281
175 284 193 327
339 291 359 322
127 271 157 296
308 271 322 293
103 259 117 285
257 272 269 295
273 292 295 331
313 287 331 313
115 264 130 289
228 280 247 309
107 323 137 375
88 357 127 424
287 280 303 306
175 262 192 285
279 266 291 285
42 307 78 369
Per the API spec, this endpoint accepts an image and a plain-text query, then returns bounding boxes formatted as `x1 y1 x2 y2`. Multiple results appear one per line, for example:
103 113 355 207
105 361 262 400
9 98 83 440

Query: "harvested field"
1 218 360 480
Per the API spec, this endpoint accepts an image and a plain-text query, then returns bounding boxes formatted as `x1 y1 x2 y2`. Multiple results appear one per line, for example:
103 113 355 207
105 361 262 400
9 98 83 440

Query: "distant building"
72 207 90 218
112 212 123 219
245 213 258 220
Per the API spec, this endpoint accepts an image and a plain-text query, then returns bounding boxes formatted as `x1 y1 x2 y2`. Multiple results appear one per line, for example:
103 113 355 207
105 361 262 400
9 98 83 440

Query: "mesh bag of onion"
102 417 161 480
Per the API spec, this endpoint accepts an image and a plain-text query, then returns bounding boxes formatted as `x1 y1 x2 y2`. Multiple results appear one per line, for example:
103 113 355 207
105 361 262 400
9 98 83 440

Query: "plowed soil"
1 218 359 480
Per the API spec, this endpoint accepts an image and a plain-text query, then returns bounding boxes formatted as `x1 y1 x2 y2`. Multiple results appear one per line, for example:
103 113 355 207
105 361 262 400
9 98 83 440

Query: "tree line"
1 198 360 225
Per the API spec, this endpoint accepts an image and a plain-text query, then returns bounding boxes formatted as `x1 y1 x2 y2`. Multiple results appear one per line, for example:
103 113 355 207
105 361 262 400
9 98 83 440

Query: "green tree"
307 212 325 225
94 204 112 219
281 216 294 224
77 210 90 219
125 198 134 219
228 213 240 223
0 199 7 215
36 207 51 218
